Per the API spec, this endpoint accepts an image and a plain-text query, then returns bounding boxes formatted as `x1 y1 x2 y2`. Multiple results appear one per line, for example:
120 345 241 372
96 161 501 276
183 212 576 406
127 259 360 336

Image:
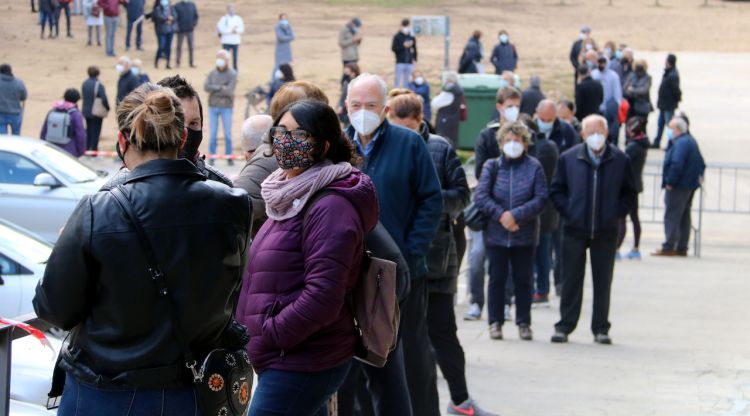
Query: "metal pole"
696 186 704 258
0 327 13 416
444 16 451 71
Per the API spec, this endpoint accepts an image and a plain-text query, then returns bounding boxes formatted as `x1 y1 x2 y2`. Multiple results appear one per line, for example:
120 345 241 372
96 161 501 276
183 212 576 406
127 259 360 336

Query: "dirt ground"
1 0 749 154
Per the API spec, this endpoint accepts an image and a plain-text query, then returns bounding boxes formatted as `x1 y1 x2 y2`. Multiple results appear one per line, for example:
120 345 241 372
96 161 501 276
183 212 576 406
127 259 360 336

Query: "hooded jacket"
236 169 379 373
40 100 86 157
33 159 251 388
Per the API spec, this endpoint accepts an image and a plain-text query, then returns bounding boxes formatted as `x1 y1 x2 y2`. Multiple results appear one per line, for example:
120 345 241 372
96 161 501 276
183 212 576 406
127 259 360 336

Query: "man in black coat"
535 99 578 154
116 56 141 105
174 0 199 68
520 75 545 116
575 66 603 121
391 18 417 88
569 26 591 86
549 114 637 345
652 53 682 149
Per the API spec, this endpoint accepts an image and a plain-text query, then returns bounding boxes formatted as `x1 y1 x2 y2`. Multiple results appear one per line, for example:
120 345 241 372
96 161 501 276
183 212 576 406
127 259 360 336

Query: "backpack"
303 190 400 368
44 108 75 145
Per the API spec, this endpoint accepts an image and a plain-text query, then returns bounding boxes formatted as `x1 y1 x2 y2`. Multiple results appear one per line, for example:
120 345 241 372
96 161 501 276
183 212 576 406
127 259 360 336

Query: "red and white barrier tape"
0 317 55 356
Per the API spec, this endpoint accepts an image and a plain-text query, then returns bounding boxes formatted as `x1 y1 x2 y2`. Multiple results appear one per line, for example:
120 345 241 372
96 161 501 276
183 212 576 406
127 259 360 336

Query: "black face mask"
179 128 203 161
598 65 606 72
115 141 127 165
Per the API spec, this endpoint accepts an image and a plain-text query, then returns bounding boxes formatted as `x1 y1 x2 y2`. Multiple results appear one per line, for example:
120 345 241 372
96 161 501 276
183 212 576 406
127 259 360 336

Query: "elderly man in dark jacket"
575 66 604 121
653 116 704 257
535 99 578 154
653 53 682 149
347 73 443 416
550 114 637 345
174 0 198 68
116 56 140 104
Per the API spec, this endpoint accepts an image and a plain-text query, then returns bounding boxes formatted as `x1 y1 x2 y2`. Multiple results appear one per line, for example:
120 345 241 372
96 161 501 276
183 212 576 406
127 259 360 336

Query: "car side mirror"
33 173 61 188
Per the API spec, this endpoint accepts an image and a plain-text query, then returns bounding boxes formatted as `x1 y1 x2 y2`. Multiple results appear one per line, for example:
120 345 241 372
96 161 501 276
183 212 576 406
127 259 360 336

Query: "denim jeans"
0 112 23 135
467 229 486 309
209 107 233 156
156 32 174 65
249 362 350 416
40 11 55 36
126 18 142 50
534 232 553 296
104 16 119 56
221 43 239 70
394 63 414 88
653 110 674 148
58 374 201 416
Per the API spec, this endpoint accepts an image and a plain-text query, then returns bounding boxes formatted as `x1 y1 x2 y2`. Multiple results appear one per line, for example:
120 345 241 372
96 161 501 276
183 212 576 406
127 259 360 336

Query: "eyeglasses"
269 127 312 143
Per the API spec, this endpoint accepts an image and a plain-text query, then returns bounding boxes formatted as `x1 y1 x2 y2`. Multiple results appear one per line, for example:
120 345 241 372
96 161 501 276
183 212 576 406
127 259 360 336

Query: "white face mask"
216 58 226 69
586 133 607 152
585 43 594 51
414 76 425 85
115 64 124 74
274 69 284 79
499 34 509 44
503 106 519 123
503 141 524 159
349 109 383 136
401 27 410 35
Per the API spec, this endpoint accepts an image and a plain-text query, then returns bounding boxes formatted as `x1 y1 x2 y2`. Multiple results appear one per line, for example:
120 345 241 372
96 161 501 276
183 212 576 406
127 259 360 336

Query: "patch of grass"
327 0 435 6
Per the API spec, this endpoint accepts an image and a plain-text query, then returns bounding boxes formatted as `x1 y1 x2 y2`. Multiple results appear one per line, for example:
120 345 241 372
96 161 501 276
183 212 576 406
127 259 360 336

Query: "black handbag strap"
109 185 200 377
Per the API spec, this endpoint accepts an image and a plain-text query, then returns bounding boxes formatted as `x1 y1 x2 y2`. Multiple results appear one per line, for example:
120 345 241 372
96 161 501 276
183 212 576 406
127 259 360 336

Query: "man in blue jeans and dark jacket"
125 0 144 51
549 114 637 345
345 73 443 416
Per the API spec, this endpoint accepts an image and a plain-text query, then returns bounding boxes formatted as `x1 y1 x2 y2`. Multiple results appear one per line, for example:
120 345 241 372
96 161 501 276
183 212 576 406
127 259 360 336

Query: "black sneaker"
594 333 612 345
551 331 568 343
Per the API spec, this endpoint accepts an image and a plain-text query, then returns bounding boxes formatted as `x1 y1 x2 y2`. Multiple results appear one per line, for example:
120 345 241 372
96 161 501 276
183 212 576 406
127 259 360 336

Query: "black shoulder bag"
464 157 501 231
109 185 253 416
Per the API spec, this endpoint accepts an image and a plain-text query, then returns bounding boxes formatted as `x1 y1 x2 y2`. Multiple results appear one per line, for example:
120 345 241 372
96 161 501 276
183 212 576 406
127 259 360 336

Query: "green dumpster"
457 74 508 151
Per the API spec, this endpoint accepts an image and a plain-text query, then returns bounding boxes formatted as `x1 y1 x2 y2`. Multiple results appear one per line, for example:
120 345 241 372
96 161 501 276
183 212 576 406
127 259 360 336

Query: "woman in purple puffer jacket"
235 100 379 416
474 121 547 342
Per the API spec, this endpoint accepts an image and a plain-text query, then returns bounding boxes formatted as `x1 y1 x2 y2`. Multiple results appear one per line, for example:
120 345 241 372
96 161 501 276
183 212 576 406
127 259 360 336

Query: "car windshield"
0 223 53 265
31 145 99 184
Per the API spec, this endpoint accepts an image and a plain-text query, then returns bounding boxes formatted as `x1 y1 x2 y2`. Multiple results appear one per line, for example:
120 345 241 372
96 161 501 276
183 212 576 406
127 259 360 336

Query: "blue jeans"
40 11 55 35
209 107 233 156
534 232 553 296
653 110 674 148
156 32 174 65
394 63 414 88
467 229 486 309
249 362 350 416
58 374 201 416
104 16 119 56
126 19 142 49
0 112 22 135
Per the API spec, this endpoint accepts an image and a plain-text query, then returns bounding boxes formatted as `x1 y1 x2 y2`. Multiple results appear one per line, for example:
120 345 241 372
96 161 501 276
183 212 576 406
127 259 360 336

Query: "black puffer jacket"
420 123 471 294
33 159 251 389
528 135 560 232
625 134 649 193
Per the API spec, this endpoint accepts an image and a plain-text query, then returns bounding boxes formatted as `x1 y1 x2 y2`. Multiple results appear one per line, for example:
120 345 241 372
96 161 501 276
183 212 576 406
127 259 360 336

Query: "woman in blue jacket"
474 121 547 341
151 0 176 69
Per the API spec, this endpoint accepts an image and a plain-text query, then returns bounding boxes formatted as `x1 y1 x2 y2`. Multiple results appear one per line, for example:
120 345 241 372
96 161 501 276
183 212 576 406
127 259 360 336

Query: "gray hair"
347 73 388 106
241 115 273 152
442 71 459 86
530 75 541 88
581 114 608 132
671 117 688 135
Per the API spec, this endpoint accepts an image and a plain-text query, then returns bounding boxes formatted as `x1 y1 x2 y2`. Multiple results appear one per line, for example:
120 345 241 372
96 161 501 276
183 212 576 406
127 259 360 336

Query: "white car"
0 136 108 243
0 220 52 319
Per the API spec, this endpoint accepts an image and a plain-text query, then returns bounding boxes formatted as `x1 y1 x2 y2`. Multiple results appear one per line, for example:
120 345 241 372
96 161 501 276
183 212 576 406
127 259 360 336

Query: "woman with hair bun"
34 83 252 415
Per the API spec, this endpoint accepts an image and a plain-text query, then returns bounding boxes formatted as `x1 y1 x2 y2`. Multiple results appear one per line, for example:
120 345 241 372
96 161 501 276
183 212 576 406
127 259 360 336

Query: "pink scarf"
261 160 353 221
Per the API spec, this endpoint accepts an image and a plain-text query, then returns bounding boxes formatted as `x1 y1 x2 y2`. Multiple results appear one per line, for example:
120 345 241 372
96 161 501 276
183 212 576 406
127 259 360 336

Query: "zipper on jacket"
372 272 383 314
279 350 285 361
508 164 514 248
591 169 598 240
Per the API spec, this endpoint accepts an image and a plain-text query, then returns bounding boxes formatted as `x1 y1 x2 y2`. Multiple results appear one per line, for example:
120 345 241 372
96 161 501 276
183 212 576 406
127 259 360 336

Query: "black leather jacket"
33 159 251 388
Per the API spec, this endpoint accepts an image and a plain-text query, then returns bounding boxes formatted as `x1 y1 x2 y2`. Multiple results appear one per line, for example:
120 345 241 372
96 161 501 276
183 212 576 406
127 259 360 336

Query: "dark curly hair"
157 75 203 126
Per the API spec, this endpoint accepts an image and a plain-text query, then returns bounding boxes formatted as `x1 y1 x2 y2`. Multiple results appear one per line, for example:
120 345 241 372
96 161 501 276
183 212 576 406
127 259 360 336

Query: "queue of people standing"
7 6 707 415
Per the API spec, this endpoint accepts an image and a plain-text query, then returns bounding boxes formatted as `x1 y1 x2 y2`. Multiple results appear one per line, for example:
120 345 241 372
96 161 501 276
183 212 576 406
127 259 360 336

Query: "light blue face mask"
280 19 289 26
160 0 168 7
499 34 509 44
666 128 674 141
537 120 554 134
615 50 624 60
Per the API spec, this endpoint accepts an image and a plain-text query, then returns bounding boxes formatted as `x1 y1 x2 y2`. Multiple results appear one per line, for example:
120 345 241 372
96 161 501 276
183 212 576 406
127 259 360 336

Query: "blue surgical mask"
131 67 140 76
537 120 553 134
499 34 509 44
666 128 674 141
160 0 168 7
615 50 624 60
280 19 289 26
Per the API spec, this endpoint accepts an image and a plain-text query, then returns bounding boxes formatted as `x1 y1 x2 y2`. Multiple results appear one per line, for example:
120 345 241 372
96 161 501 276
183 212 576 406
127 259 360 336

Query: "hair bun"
141 90 176 128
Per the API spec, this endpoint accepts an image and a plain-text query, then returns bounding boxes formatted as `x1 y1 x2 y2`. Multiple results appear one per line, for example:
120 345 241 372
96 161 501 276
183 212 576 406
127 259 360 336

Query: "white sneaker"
463 303 481 321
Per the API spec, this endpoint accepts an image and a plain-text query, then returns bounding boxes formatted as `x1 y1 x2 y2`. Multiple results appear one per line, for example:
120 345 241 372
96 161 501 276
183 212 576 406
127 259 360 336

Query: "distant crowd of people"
2 4 710 416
